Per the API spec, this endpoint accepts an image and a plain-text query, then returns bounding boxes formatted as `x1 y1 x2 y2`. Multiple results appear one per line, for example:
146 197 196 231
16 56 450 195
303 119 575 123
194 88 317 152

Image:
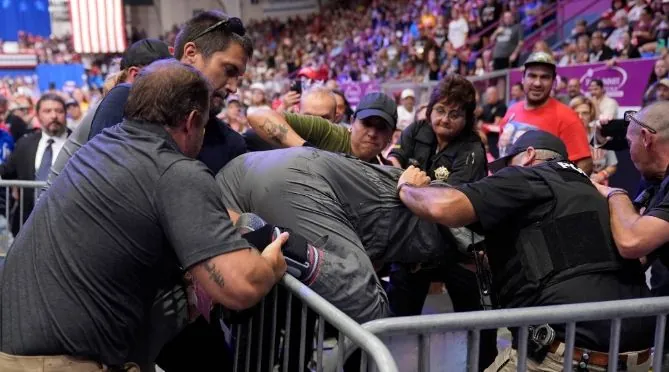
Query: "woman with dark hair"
389 73 487 182
387 74 496 370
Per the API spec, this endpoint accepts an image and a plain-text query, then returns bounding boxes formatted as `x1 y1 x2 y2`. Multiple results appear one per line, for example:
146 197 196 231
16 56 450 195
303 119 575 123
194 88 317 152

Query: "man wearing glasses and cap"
246 92 397 165
397 130 654 371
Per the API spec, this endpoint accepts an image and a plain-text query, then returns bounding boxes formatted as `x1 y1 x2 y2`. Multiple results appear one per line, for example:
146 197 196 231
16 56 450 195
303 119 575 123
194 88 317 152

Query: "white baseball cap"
400 89 415 100
250 82 265 91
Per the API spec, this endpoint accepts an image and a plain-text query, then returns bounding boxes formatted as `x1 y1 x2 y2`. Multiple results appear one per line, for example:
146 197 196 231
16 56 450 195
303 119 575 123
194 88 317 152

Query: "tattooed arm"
247 109 308 147
189 233 288 310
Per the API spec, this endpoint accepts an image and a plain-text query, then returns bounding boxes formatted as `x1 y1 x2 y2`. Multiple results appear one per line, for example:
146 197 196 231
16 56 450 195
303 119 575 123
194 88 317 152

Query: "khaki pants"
0 352 140 372
485 345 652 372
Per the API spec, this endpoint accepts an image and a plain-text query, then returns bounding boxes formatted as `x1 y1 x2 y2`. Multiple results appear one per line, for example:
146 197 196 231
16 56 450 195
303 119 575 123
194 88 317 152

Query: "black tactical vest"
489 161 626 307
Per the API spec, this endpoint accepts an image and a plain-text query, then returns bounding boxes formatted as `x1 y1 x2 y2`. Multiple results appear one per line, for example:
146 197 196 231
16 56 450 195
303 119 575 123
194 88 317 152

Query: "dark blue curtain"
36 64 85 91
0 68 35 77
0 1 51 41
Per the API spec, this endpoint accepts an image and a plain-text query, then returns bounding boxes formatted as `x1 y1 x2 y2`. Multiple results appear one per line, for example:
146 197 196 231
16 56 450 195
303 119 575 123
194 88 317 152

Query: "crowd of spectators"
4 0 669 139
225 0 554 91
550 0 669 66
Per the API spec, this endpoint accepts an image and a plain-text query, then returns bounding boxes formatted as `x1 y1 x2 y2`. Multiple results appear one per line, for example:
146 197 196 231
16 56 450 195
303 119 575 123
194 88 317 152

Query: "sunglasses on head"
624 110 657 134
189 17 246 42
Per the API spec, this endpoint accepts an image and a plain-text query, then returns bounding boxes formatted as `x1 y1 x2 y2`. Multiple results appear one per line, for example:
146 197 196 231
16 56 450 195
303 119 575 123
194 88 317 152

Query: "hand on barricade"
262 231 289 281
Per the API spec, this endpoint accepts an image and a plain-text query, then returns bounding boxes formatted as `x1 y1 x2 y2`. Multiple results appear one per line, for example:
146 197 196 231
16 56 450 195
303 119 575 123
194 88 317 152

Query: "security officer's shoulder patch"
434 166 450 181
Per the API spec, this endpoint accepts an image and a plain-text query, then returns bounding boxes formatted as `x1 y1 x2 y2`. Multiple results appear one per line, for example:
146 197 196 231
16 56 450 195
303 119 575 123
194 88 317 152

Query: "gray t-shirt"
0 120 249 365
216 147 447 323
217 147 447 264
493 24 523 59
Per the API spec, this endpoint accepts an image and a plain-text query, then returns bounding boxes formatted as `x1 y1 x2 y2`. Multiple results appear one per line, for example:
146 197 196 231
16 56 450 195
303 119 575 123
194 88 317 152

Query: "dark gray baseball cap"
120 39 172 70
354 92 398 130
489 130 568 172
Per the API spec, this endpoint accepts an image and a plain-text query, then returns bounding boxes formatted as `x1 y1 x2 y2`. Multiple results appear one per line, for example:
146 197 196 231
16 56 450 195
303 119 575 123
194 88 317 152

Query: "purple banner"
339 81 381 107
509 58 657 107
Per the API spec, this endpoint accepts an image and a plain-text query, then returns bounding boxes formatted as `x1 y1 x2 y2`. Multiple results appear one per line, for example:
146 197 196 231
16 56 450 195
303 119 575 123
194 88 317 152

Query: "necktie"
36 139 54 182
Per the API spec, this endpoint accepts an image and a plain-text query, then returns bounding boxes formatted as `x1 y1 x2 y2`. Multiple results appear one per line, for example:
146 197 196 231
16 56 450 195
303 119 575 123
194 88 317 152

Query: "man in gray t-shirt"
0 60 286 369
492 11 524 70
217 147 452 323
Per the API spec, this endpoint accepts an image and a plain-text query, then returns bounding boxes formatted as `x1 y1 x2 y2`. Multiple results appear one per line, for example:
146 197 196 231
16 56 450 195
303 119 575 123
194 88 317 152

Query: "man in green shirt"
247 92 396 165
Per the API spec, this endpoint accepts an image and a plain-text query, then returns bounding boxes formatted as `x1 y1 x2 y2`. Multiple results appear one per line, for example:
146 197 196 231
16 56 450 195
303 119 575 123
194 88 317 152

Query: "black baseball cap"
354 92 398 130
489 130 568 173
120 39 172 70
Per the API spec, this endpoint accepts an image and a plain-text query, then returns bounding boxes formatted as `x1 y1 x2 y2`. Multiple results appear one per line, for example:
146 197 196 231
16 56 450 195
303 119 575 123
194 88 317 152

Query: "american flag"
69 0 127 54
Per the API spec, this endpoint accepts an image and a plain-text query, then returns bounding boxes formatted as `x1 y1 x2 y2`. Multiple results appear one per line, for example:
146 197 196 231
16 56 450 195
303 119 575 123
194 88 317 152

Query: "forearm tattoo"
204 260 225 288
258 118 289 145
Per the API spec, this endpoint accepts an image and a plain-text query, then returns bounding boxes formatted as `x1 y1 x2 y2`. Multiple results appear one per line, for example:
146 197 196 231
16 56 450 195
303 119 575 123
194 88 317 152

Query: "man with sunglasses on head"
397 130 654 372
87 11 250 175
245 92 397 164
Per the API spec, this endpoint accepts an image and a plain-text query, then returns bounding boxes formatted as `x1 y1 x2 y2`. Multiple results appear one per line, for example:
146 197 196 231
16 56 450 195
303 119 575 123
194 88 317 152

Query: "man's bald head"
627 101 669 180
125 59 212 129
301 87 337 121
635 101 669 140
485 86 499 104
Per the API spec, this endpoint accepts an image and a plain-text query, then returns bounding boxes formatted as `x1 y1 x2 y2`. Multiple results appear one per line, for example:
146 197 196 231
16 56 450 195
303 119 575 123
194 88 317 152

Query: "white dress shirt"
597 96 620 119
34 130 68 173
397 106 416 131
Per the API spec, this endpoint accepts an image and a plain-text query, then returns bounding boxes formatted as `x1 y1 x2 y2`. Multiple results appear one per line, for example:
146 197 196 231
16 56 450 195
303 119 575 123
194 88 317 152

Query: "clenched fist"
397 165 431 191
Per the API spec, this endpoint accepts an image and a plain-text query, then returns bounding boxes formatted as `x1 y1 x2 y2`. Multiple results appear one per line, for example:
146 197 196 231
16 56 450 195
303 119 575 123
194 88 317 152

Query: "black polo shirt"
455 164 654 351
644 171 669 267
0 120 249 365
480 101 507 124
389 120 487 186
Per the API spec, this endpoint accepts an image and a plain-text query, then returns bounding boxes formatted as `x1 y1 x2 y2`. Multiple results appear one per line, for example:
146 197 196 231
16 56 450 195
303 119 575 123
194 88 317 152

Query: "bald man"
595 102 669 295
301 87 337 121
567 78 581 100
479 86 507 157
243 87 338 152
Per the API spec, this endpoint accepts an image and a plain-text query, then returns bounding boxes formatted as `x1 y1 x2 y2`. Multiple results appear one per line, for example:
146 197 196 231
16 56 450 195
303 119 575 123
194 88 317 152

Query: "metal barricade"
381 70 512 107
344 297 669 371
0 180 46 255
233 274 399 372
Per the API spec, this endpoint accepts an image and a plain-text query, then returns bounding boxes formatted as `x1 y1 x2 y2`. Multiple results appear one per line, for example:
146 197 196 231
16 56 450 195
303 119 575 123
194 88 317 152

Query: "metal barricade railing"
381 70 512 106
233 274 399 372
0 180 46 255
343 297 669 372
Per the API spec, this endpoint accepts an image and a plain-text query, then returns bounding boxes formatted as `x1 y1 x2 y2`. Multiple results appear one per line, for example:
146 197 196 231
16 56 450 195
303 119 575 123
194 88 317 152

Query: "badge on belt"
434 166 450 181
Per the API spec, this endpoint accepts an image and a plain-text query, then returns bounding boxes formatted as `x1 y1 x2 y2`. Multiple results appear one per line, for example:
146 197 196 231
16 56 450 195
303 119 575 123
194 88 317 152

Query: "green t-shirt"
284 112 353 155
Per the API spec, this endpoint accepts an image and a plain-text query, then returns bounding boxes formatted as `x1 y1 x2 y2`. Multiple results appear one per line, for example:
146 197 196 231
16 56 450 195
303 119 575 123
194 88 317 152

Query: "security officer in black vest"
397 130 655 372
386 74 496 369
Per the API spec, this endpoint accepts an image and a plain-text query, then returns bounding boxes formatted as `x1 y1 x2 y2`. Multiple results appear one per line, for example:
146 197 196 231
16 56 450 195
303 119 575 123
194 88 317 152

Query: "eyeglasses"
432 106 465 121
624 110 657 134
189 17 246 42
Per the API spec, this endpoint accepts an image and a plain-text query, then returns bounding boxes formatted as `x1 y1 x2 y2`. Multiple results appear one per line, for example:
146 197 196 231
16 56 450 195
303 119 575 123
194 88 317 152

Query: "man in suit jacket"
0 93 69 236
